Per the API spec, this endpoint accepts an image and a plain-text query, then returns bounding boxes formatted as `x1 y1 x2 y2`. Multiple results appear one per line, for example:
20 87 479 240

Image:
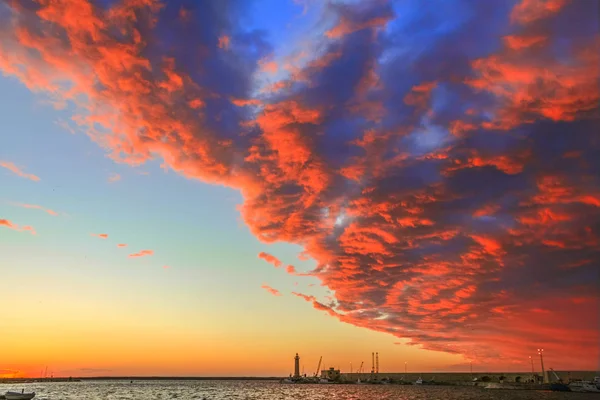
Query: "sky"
0 0 599 378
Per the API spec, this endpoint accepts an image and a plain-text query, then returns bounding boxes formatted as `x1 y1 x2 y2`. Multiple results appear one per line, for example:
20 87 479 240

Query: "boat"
569 381 600 393
414 377 423 385
4 392 36 400
549 383 571 392
318 378 332 384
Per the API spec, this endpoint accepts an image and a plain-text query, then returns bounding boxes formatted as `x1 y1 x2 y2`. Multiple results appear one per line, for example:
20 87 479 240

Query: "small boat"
569 381 600 393
549 383 571 392
414 377 423 385
5 392 36 400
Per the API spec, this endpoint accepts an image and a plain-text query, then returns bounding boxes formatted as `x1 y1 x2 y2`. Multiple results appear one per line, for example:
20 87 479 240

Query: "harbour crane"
314 356 322 377
549 368 563 383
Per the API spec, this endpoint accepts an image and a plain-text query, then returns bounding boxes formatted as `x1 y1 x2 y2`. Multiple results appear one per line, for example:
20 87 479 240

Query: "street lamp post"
537 349 546 384
405 362 407 374
529 356 534 373
529 356 535 383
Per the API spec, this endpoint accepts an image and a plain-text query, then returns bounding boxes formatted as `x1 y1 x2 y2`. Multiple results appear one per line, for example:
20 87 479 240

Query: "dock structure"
340 371 598 384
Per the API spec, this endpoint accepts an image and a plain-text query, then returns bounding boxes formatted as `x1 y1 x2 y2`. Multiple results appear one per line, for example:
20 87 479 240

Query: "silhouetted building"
321 367 341 381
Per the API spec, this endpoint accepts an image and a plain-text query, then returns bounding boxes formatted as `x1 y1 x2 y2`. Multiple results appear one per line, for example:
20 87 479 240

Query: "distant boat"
414 377 423 385
318 378 332 384
4 392 36 400
569 381 600 393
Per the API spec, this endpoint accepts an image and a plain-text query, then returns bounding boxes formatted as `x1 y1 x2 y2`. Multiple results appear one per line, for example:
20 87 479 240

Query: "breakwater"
341 371 597 383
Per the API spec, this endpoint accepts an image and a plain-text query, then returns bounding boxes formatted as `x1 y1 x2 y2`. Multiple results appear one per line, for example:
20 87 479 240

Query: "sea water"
0 380 591 400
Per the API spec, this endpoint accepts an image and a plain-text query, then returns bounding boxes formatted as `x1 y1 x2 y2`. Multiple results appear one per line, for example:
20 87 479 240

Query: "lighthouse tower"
294 353 300 378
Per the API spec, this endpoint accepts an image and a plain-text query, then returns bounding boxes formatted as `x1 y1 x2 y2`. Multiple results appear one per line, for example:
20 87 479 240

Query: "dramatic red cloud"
13 203 58 216
261 284 282 297
258 252 282 268
325 2 394 39
91 233 108 239
1 219 36 235
467 0 599 131
231 98 262 107
510 0 568 24
503 34 547 50
0 0 598 370
128 249 154 258
0 161 40 181
404 81 437 109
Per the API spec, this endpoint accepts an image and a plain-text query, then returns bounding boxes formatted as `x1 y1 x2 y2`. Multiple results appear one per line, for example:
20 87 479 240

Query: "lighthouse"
294 353 300 378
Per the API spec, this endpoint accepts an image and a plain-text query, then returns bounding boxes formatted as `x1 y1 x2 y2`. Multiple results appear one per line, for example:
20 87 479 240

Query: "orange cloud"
261 284 282 296
503 34 547 50
258 252 283 268
91 233 108 239
325 8 393 39
467 2 599 131
108 173 121 183
13 203 58 216
258 57 278 74
286 265 297 275
0 161 40 181
291 292 316 302
230 98 262 107
472 203 500 218
510 0 568 24
128 249 154 258
404 81 437 109
117 243 127 248
218 35 230 50
470 234 503 255
0 219 36 235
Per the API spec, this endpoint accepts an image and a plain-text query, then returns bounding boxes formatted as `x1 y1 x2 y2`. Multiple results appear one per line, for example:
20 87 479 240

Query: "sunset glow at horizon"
1 0 599 378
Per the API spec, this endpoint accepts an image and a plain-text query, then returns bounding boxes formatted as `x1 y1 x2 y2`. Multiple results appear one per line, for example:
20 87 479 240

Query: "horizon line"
3 370 599 380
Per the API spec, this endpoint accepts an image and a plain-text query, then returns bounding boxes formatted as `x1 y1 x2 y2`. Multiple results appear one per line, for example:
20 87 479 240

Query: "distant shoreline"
0 377 282 382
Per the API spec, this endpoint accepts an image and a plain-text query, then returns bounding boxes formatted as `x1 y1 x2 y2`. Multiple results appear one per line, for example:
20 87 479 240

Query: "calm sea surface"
0 380 593 400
